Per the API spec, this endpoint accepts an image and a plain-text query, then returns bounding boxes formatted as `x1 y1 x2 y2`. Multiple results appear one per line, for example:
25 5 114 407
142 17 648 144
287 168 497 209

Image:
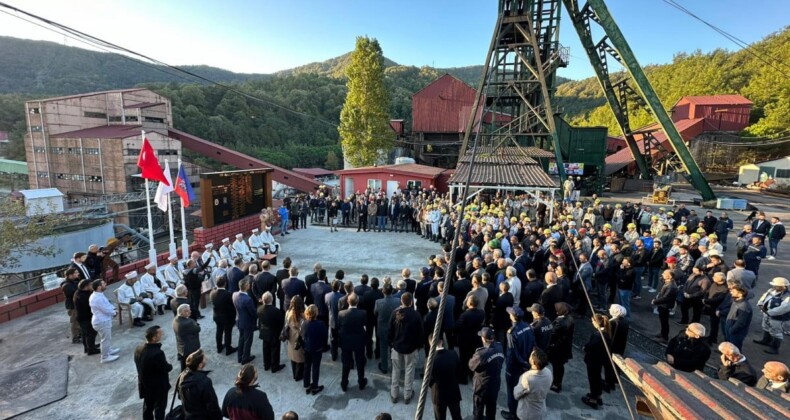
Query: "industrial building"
336 161 452 198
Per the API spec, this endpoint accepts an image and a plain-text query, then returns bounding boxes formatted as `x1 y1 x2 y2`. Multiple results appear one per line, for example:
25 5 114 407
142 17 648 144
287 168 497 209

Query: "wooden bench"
262 254 277 266
114 288 133 327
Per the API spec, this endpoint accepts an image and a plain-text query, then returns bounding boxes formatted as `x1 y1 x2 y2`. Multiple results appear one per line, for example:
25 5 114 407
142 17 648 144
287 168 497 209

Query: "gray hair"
506 266 517 278
397 280 407 290
382 275 392 285
717 341 740 356
289 266 299 276
175 284 188 297
177 303 191 316
218 259 228 269
262 292 273 305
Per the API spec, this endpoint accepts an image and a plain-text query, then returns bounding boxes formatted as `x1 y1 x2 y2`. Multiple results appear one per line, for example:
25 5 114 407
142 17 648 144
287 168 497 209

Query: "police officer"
502 307 535 420
468 327 504 420
754 277 790 354
529 304 553 350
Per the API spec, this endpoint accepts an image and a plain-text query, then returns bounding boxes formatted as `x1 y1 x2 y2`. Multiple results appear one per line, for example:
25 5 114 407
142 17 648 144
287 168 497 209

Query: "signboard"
200 169 272 228
548 162 585 176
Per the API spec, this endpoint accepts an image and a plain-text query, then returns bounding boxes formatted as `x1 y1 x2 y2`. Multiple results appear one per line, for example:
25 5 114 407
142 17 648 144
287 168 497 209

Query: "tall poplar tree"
339 37 392 167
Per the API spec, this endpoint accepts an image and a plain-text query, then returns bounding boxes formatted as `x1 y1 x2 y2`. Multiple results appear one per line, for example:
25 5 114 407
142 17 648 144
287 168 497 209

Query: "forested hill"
555 26 790 138
0 37 273 94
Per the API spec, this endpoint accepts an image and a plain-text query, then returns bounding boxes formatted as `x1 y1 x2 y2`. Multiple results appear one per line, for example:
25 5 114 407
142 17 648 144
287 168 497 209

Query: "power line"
660 0 790 78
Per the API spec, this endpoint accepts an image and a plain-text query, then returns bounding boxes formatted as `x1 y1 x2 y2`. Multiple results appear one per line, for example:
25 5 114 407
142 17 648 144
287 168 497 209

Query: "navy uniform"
504 307 535 418
469 327 505 420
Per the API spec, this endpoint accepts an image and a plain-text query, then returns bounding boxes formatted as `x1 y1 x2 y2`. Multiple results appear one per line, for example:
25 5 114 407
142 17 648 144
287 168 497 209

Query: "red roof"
677 94 752 106
605 118 705 174
292 167 335 177
337 163 449 178
51 125 146 139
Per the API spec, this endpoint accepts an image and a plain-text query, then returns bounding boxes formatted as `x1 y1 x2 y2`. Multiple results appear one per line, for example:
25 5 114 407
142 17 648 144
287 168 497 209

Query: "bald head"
763 361 789 383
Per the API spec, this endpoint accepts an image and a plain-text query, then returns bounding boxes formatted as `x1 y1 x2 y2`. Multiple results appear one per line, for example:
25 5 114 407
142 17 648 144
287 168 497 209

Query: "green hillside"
555 26 790 138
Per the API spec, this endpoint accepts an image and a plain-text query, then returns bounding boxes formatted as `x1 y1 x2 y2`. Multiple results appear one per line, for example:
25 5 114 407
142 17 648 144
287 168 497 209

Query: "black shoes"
86 348 101 356
133 318 146 327
271 364 285 373
311 385 324 395
341 382 348 392
359 378 368 390
226 346 237 356
240 355 255 364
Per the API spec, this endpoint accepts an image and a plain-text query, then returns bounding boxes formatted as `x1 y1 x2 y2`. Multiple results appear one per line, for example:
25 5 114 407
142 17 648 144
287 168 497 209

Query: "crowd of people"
56 188 789 419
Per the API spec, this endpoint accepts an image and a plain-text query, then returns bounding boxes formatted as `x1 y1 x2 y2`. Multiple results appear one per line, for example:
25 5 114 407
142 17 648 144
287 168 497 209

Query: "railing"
0 237 180 300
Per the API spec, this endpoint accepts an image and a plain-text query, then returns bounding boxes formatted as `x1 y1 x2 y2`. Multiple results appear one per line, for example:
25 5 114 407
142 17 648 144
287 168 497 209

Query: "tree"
325 150 340 170
338 36 393 167
0 199 71 272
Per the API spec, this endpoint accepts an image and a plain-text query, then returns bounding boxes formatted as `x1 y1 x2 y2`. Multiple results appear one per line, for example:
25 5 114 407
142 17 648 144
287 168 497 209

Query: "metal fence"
0 238 179 300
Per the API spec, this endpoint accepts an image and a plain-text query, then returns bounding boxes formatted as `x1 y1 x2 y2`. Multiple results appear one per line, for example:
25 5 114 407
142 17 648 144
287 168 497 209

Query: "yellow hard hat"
691 233 700 239
678 225 687 231
709 233 718 239
604 223 612 229
696 228 706 233
627 223 636 229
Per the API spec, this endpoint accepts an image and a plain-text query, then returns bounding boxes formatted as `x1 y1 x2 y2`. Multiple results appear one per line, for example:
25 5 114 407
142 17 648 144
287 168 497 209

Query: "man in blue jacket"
501 306 535 420
233 279 257 365
469 327 504 420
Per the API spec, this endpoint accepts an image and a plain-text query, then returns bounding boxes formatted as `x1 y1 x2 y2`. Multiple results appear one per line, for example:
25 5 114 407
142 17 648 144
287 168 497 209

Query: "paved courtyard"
1 223 637 420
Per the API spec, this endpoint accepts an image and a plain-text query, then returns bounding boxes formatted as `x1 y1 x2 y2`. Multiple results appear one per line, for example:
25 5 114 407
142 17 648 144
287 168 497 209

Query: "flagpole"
142 130 157 265
168 191 177 258
179 158 190 260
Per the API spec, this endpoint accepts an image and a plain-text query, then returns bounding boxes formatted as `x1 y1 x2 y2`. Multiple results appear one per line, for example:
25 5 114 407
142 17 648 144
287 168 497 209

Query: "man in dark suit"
252 261 278 304
375 283 400 373
436 282 456 349
361 278 383 359
282 266 308 309
354 274 372 298
539 272 563 321
414 268 433 317
257 291 285 372
173 303 201 371
304 263 322 305
134 326 172 420
325 279 344 361
233 278 257 365
310 270 331 325
338 293 367 391
69 252 92 281
226 258 245 294
429 334 462 420
275 257 293 310
209 276 236 356
451 267 473 320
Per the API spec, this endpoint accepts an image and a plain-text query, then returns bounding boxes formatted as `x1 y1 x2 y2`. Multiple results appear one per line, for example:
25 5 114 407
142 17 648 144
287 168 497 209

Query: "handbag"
164 376 184 420
279 323 290 342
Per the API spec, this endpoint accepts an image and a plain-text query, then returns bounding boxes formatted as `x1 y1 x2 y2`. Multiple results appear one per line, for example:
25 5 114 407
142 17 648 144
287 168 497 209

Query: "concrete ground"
1 223 636 420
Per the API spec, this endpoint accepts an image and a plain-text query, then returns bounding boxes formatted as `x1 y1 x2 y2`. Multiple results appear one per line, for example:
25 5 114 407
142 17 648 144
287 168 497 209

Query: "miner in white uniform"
248 229 266 259
116 272 149 327
163 255 183 287
219 238 234 262
201 243 220 274
232 233 255 262
139 262 169 314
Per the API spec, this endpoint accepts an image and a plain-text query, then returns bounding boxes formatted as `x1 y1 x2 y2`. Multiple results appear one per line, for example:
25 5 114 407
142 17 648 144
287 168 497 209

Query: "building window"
84 148 100 155
33 146 46 153
126 116 139 122
144 116 165 123
108 116 123 122
29 107 40 114
87 175 103 183
406 180 422 190
124 148 141 156
83 111 107 119
367 179 382 191
50 147 64 155
70 174 84 181
157 149 178 156
67 147 82 155
30 125 42 132
776 169 790 179
37 171 49 178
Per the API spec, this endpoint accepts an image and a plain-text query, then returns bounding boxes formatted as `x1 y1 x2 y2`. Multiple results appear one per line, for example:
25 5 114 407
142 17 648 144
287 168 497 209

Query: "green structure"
458 0 716 200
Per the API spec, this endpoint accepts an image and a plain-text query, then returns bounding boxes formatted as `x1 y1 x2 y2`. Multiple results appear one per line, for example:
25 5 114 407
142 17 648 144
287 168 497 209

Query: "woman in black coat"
582 314 612 409
221 364 275 420
177 349 222 420
301 304 329 395
547 302 575 392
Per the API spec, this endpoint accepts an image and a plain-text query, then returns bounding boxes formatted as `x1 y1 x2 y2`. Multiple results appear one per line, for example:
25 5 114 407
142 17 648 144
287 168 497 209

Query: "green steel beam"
572 0 716 201
562 0 650 178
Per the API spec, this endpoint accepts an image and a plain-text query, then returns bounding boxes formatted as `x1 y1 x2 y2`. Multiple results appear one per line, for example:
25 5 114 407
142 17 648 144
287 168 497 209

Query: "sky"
0 0 788 80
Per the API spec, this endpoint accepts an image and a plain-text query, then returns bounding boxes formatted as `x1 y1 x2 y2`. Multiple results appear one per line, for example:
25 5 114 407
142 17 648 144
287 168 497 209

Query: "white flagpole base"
169 243 178 259
148 249 158 267
181 239 190 260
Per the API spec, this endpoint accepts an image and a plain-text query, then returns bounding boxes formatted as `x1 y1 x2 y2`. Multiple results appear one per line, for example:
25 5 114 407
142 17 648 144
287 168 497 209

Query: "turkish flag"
137 137 170 186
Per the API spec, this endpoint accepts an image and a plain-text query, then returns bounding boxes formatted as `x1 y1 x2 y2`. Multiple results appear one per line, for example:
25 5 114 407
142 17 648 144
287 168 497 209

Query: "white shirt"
163 264 182 285
139 273 161 294
249 234 262 249
74 262 91 279
202 250 220 268
233 239 253 256
507 276 522 307
117 282 138 304
219 244 234 260
89 291 115 324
